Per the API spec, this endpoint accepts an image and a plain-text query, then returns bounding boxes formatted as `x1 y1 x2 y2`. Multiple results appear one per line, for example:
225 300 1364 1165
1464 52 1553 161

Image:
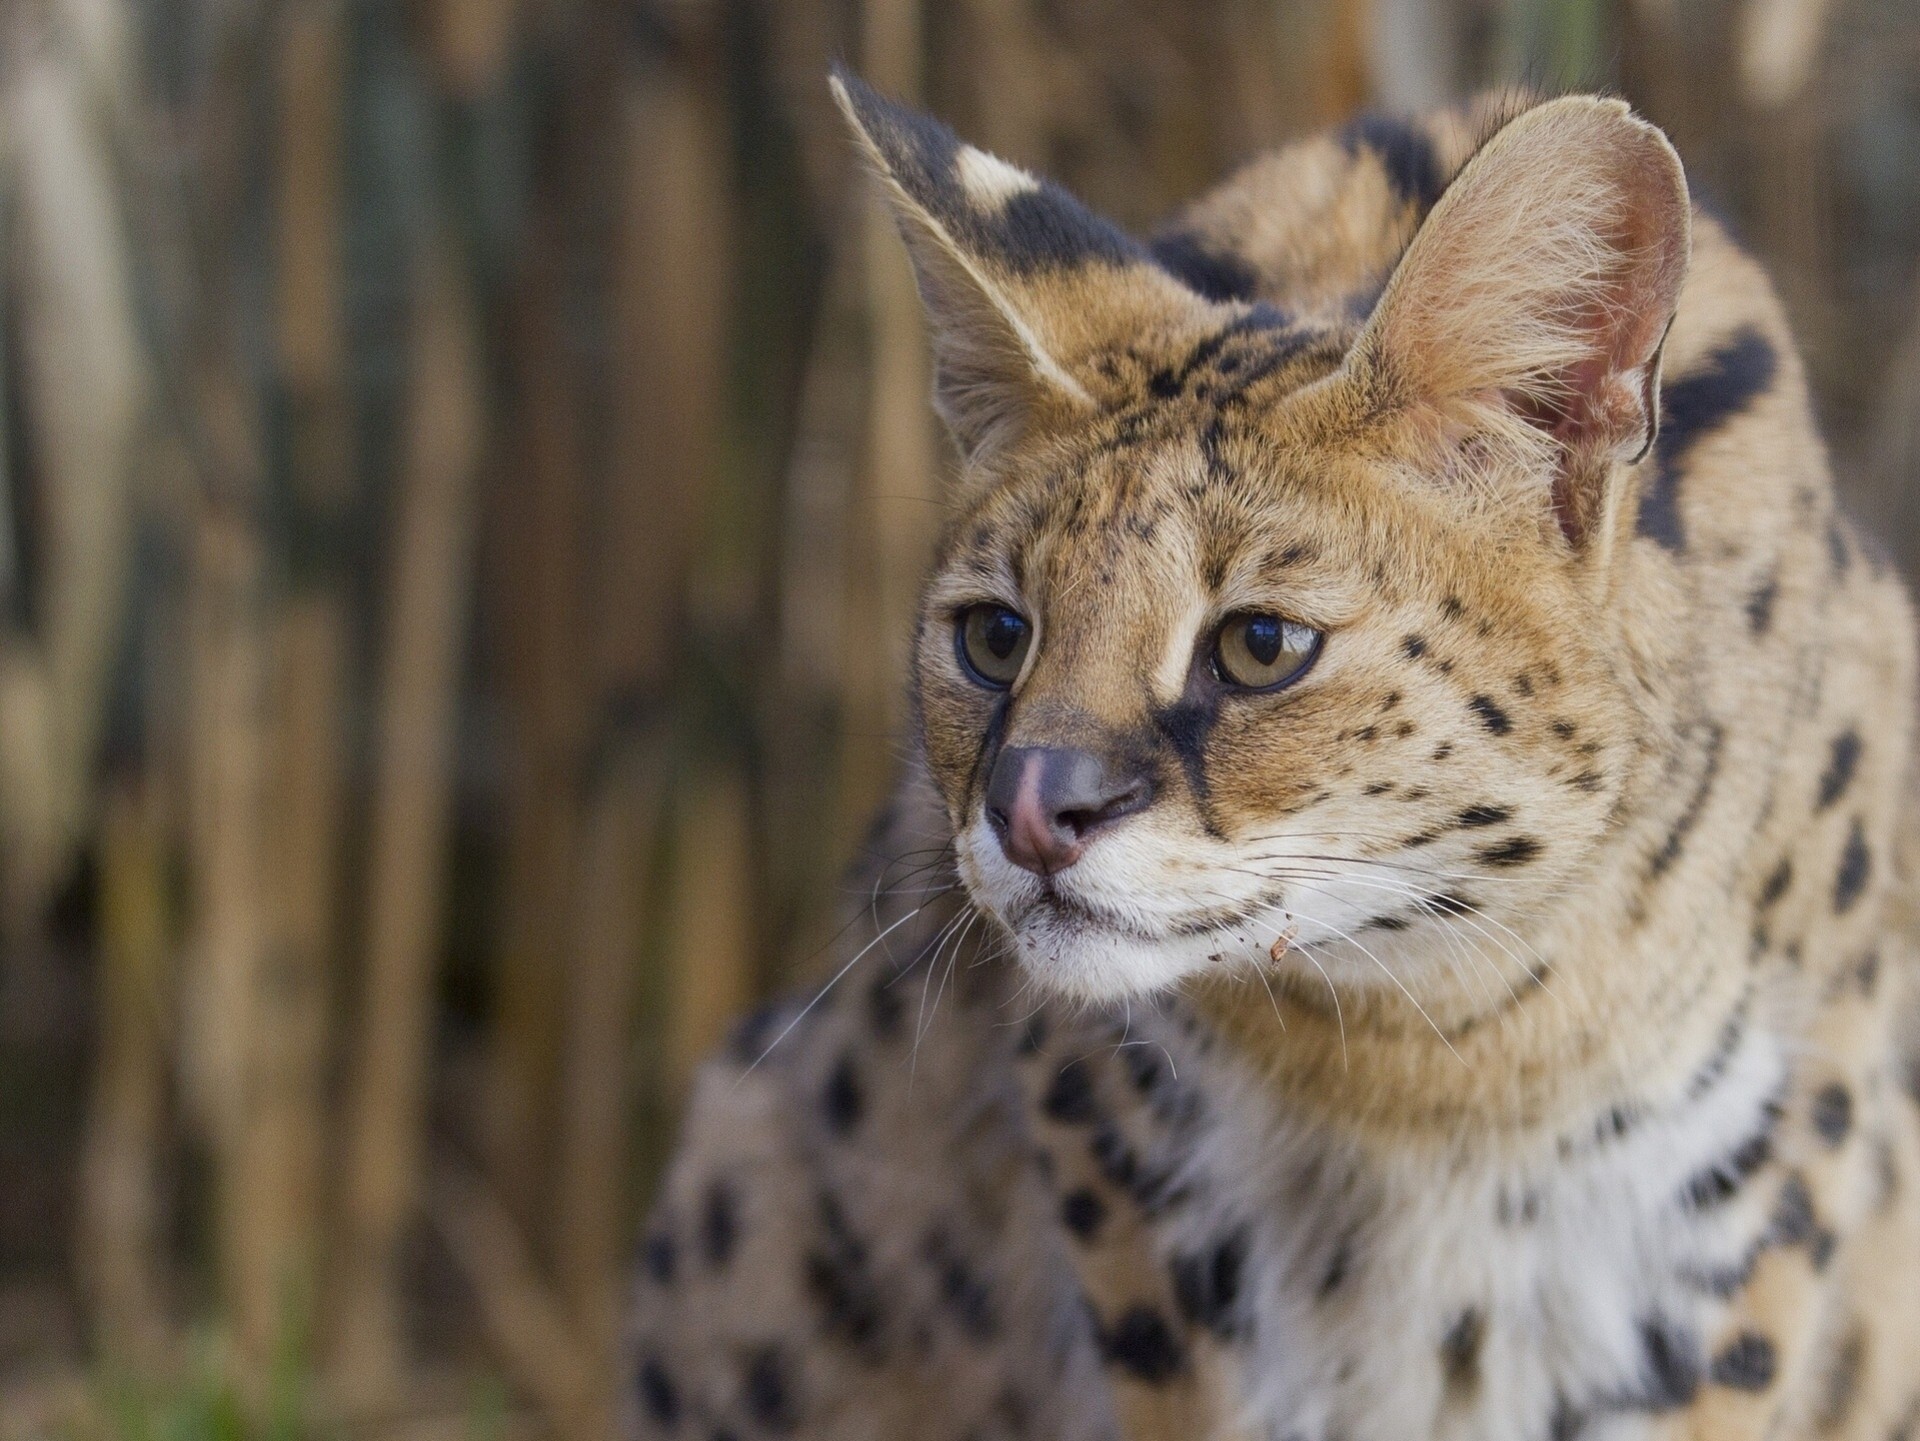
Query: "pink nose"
984 746 1153 876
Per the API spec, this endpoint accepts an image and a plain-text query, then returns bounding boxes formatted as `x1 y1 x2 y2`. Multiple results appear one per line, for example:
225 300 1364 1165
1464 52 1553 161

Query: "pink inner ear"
1522 165 1689 544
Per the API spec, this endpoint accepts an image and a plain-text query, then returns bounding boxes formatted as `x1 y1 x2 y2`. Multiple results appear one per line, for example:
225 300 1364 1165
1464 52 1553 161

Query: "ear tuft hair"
830 67 1143 280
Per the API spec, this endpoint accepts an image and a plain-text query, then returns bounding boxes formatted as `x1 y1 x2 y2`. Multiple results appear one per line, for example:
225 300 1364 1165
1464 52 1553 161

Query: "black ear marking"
1340 113 1447 214
1149 227 1261 302
832 67 1142 278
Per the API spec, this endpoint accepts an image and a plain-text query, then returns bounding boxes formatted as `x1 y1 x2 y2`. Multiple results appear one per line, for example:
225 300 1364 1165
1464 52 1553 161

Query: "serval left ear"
1345 96 1691 550
830 68 1215 475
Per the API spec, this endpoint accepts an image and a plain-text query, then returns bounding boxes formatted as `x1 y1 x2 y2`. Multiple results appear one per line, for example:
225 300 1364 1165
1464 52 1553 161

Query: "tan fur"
627 82 1920 1441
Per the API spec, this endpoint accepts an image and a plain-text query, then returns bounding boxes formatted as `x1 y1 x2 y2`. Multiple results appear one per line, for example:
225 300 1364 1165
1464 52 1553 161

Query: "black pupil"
984 609 1024 659
1243 616 1283 666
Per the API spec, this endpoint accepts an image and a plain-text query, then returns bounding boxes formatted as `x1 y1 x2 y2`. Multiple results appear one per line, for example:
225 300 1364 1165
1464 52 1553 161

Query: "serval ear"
831 68 1206 468
1345 96 1691 549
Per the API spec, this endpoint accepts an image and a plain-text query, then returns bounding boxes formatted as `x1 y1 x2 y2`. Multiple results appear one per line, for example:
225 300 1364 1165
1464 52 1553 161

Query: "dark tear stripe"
832 68 1142 278
1149 227 1260 302
1339 113 1447 213
967 691 1013 815
1154 697 1218 819
1646 722 1725 880
1636 327 1779 553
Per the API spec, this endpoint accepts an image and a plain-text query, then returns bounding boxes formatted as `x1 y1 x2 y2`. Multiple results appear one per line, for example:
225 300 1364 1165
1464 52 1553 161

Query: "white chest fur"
1137 1009 1791 1441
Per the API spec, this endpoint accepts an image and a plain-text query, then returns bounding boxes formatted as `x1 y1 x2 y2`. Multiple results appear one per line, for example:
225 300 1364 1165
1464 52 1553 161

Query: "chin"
999 904 1221 1003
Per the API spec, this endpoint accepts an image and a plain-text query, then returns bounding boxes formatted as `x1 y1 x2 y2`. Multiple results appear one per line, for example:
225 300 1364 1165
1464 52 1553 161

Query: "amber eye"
1213 612 1322 690
956 604 1032 688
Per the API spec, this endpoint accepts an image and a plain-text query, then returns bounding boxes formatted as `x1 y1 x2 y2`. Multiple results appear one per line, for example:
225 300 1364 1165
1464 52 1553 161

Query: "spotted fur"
626 74 1920 1441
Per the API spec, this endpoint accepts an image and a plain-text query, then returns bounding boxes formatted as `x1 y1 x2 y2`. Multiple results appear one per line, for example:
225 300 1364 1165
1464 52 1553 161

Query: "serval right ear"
1345 96 1691 552
830 68 1215 473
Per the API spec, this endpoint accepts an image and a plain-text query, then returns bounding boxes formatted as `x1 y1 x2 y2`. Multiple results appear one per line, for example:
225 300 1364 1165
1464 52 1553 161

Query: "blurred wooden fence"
0 0 1916 1436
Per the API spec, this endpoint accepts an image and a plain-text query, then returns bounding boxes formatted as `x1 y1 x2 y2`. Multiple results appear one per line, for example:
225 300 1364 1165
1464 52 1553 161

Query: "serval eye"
1213 612 1322 691
957 604 1032 688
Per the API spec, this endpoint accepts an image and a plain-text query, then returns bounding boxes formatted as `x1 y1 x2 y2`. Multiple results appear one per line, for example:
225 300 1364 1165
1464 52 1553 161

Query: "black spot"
1402 634 1429 660
1551 719 1578 740
1548 1393 1586 1440
702 1181 738 1269
1818 731 1862 811
1746 575 1779 634
1477 836 1542 868
805 1197 885 1356
644 1231 677 1285
1149 228 1259 303
742 1346 798 1432
1636 1317 1702 1409
1421 892 1475 917
868 974 904 1038
1758 859 1792 910
1042 1060 1098 1125
639 1356 681 1426
1811 1083 1853 1147
1441 1308 1485 1393
1811 1225 1839 1270
1440 595 1467 621
1813 1325 1866 1434
1568 769 1605 794
1101 1306 1187 1383
727 1001 785 1064
1364 912 1412 931
1834 820 1871 913
1457 804 1511 828
1061 1188 1106 1241
823 1053 864 1134
1170 1228 1248 1337
1318 1239 1352 1297
924 1231 998 1341
1120 1044 1163 1094
1683 1123 1774 1209
1468 695 1512 735
1340 113 1447 212
1647 722 1724 879
1016 1011 1049 1055
1637 327 1778 552
1772 1172 1817 1244
1089 1125 1138 1191
1709 1332 1777 1391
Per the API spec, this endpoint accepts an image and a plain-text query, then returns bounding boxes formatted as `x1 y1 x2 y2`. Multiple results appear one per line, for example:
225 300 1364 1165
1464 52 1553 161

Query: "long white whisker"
737 890 958 1084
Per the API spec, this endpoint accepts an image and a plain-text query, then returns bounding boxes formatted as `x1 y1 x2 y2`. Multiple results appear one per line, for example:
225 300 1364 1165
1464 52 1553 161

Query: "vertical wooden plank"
663 767 756 1095
218 0 352 1369
332 229 483 1406
844 0 934 840
76 779 173 1370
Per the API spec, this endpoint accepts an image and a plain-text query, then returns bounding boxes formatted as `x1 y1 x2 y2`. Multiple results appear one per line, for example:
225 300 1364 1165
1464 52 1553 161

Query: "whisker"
736 889 958 1085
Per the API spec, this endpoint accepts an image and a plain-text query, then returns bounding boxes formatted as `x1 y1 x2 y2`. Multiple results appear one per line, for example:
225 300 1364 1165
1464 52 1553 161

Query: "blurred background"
0 0 1917 1435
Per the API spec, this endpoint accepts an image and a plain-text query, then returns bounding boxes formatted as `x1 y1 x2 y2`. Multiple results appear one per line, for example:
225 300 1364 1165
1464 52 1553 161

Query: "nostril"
1056 779 1153 839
